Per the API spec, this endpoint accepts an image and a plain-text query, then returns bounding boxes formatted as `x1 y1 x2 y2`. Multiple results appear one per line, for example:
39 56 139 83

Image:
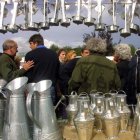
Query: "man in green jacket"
68 38 121 94
0 39 34 82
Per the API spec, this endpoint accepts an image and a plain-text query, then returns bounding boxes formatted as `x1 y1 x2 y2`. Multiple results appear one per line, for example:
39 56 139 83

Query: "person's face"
81 49 90 57
10 45 18 57
29 42 37 50
59 51 66 62
71 53 77 59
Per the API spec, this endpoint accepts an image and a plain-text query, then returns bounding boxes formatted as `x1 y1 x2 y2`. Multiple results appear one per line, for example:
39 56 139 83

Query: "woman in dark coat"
114 43 136 105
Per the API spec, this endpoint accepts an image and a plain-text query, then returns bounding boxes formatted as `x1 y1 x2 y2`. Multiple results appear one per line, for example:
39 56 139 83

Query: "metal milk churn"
3 77 31 140
89 93 96 111
93 95 104 131
109 90 118 106
26 80 63 140
101 94 120 140
116 94 130 132
0 79 7 140
74 93 94 140
132 93 140 140
89 91 103 112
66 91 78 126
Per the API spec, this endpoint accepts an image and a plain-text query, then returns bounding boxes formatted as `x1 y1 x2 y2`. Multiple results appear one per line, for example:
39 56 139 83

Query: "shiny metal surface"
73 15 84 24
0 1 7 33
130 23 139 34
0 79 7 140
0 79 7 89
28 22 39 31
19 2 29 31
49 18 60 26
28 0 39 31
84 0 95 26
39 0 50 30
74 93 94 140
116 94 130 132
93 95 104 131
95 23 105 31
26 80 63 140
49 0 60 26
101 96 120 140
120 28 131 37
133 94 140 140
130 0 138 34
107 25 119 33
107 0 119 33
119 2 131 38
66 91 78 126
73 0 84 25
89 93 100 112
95 0 105 31
3 77 31 140
7 1 19 33
39 22 50 30
60 0 71 27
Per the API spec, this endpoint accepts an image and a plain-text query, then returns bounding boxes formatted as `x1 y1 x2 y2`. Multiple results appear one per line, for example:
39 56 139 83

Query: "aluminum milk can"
93 95 104 131
109 90 118 106
74 93 94 140
133 93 140 140
66 91 78 126
116 94 130 132
0 79 7 140
89 94 96 112
3 77 31 140
101 95 120 140
26 80 63 140
89 91 103 112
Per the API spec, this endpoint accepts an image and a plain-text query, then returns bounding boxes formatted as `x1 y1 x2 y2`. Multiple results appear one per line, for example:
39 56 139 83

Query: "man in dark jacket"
0 39 34 82
25 34 59 104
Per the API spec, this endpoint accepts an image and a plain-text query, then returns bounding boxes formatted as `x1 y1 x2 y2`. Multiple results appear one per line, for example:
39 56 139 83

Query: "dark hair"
57 49 66 57
29 34 44 45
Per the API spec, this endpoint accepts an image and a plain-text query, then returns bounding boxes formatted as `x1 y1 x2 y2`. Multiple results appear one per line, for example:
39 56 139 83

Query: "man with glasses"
0 39 34 82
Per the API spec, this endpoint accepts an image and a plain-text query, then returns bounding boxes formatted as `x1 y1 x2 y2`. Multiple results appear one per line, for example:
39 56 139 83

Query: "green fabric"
68 55 121 94
0 54 26 82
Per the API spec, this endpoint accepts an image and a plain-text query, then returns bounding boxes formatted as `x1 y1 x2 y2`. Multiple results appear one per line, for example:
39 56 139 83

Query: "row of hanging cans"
0 77 140 140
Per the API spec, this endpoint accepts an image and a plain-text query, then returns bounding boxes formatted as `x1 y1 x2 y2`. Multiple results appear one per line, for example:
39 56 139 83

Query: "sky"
0 0 140 54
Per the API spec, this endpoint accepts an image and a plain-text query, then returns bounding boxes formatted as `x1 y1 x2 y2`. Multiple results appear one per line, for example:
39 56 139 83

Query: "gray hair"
114 44 131 60
2 39 17 51
86 38 107 53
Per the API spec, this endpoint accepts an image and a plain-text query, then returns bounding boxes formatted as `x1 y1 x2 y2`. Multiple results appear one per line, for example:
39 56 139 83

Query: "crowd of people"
0 33 139 119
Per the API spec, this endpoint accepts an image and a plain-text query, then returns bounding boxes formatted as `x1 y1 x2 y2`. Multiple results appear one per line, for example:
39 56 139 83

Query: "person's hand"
22 60 34 71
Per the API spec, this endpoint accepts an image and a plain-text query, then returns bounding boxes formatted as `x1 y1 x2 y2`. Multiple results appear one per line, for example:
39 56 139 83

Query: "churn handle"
117 90 126 94
0 90 7 98
54 94 66 110
26 91 41 129
78 92 89 98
